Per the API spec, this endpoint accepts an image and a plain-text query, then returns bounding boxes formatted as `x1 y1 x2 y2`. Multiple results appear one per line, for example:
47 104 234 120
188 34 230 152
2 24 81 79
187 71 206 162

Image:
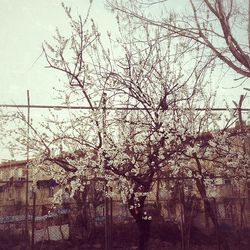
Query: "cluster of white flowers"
142 212 152 221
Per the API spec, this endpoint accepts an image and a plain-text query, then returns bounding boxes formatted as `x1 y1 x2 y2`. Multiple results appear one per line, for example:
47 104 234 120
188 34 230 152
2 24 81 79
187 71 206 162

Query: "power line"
1 104 250 111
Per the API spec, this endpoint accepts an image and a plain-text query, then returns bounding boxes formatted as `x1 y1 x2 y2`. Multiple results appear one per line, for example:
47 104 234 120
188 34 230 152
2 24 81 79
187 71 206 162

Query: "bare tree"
108 0 250 82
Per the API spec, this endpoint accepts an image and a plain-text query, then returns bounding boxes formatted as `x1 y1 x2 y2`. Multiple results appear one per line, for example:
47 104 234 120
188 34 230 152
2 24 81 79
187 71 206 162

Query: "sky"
0 0 117 161
0 0 116 105
0 0 247 105
0 0 249 161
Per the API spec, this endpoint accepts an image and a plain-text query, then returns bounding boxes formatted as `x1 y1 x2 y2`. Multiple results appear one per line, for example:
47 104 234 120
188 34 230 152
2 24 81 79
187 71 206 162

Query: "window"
17 168 23 178
9 189 13 200
96 205 105 221
224 178 231 185
217 201 232 219
48 187 54 197
214 178 231 186
214 178 224 185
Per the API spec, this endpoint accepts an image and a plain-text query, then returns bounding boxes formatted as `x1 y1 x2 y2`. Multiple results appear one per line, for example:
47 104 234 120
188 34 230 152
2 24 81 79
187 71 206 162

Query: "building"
0 160 60 216
1 125 250 233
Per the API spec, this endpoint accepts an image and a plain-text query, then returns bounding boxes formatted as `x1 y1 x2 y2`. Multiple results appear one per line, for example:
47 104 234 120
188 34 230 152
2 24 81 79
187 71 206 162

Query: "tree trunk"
128 192 152 250
193 153 229 250
136 218 152 250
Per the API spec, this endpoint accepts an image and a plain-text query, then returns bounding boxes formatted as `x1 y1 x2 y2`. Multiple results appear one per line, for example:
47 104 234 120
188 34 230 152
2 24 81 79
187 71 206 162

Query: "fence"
1 196 250 250
0 204 69 247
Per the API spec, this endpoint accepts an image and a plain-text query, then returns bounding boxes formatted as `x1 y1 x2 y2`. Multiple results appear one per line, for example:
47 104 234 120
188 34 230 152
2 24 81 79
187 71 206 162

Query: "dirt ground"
2 239 248 250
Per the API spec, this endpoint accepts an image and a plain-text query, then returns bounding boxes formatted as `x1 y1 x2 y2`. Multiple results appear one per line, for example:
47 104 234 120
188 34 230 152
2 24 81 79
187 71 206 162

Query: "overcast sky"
0 0 247 105
0 0 117 161
0 0 117 105
0 0 249 161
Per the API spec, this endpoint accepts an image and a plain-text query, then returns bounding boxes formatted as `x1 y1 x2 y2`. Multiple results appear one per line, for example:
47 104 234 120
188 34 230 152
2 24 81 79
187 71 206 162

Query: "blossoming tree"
2 2 249 250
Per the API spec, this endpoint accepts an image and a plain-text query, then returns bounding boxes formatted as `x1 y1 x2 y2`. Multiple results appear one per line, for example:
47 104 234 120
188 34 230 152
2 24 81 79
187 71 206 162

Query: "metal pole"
1 103 250 112
109 188 113 250
31 190 36 250
102 92 110 250
101 93 113 249
179 182 185 250
25 90 30 240
105 194 109 250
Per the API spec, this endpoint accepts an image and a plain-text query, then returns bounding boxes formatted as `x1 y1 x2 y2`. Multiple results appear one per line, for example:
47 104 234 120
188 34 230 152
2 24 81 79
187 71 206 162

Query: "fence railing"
0 197 250 249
